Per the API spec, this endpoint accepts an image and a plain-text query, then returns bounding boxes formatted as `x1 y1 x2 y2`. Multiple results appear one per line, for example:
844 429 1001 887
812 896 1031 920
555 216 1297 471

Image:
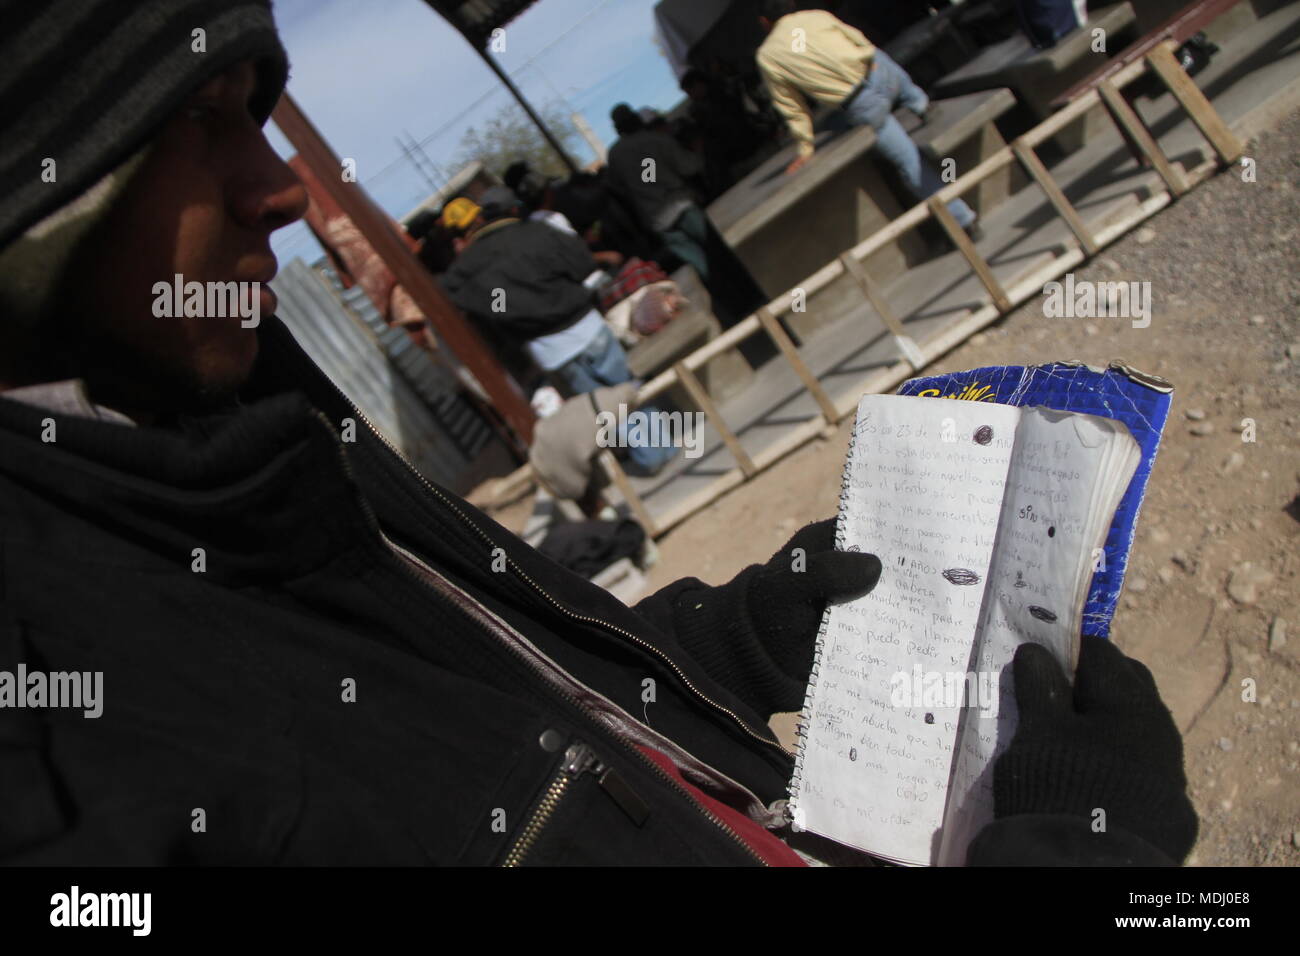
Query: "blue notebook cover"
895 361 1173 638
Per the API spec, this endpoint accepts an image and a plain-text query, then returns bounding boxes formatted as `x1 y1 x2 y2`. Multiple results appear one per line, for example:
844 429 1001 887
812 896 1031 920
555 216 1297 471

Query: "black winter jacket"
0 319 1174 865
441 218 598 342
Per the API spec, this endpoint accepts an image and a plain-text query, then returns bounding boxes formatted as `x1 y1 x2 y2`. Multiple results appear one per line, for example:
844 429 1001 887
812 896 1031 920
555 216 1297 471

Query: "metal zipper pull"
565 743 650 827
562 743 602 777
596 766 651 828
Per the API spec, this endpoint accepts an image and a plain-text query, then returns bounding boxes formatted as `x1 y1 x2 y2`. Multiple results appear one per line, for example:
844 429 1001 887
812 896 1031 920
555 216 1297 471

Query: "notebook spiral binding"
787 407 862 825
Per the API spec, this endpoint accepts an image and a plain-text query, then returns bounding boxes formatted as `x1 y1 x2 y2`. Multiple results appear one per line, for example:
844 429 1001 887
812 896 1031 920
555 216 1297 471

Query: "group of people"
402 0 1062 514
435 184 675 478
0 0 1199 868
410 94 779 479
418 0 1053 421
419 0 988 444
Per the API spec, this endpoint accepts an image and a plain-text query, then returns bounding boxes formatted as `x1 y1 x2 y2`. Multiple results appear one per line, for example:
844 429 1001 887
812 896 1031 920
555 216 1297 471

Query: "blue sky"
266 0 686 264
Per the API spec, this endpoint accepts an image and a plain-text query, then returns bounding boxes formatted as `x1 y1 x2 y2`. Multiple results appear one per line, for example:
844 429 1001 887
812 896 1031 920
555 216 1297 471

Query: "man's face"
64 60 307 415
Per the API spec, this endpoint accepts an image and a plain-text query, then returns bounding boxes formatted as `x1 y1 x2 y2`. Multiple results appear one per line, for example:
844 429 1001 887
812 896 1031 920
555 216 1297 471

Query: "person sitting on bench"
755 0 981 239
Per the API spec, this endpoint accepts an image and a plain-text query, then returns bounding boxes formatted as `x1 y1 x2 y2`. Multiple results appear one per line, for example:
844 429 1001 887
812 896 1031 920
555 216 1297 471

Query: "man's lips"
242 258 279 316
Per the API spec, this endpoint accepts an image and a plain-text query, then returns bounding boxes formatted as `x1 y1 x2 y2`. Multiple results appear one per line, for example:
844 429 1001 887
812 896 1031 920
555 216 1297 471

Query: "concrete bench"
707 85 1018 310
911 87 1023 214
886 5 968 65
931 3 1140 151
883 5 978 87
1048 0 1258 108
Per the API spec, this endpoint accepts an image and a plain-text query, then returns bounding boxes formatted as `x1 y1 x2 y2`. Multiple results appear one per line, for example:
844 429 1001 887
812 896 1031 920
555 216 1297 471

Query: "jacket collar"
467 217 521 246
2 378 136 426
0 351 370 585
0 317 794 795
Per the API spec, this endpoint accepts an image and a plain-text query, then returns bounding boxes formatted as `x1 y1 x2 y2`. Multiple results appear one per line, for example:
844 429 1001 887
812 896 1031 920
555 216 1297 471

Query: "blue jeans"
552 325 676 475
843 51 976 228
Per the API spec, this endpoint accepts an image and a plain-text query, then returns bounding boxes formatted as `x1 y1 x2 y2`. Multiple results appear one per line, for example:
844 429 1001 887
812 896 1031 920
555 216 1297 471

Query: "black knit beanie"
0 0 290 252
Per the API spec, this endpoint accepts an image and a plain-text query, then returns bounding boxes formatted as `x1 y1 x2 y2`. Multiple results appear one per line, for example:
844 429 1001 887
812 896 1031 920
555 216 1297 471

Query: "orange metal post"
272 92 536 448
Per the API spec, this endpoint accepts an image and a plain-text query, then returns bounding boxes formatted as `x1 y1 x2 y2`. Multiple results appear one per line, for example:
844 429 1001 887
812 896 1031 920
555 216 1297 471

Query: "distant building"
400 161 503 232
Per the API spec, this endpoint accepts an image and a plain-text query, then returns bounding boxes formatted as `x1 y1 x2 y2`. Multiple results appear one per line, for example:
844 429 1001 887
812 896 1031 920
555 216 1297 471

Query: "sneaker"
636 537 660 571
962 221 985 243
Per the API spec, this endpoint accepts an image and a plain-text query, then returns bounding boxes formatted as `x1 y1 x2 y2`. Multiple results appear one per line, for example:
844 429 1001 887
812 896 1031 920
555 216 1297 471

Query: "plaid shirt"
598 257 670 312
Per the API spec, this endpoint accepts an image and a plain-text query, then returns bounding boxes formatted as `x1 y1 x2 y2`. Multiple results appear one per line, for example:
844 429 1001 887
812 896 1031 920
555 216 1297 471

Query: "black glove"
635 518 881 717
743 519 883 681
992 635 1198 862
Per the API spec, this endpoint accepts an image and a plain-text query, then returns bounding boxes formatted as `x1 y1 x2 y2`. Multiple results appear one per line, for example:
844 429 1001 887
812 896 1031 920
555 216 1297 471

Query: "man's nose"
233 140 309 233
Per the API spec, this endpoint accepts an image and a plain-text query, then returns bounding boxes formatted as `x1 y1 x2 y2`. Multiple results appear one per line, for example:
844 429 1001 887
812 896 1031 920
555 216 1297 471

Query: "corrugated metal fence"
271 258 497 493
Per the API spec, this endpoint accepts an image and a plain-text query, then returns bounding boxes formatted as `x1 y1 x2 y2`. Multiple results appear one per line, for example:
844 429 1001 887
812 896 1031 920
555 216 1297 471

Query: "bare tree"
452 101 583 180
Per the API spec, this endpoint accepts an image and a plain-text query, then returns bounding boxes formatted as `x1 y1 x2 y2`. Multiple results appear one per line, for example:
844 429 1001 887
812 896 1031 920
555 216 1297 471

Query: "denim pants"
552 325 677 475
843 50 975 228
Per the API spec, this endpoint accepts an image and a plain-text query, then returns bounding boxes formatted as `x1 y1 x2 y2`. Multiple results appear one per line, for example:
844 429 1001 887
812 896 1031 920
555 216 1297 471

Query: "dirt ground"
484 107 1300 866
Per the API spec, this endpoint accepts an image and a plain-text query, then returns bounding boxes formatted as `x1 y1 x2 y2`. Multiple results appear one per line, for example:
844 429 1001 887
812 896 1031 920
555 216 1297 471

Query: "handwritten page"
790 396 1021 864
936 408 1140 864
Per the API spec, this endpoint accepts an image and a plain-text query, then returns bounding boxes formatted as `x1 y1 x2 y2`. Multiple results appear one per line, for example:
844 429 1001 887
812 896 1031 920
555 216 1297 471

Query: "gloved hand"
743 518 883 681
992 635 1198 862
635 517 881 718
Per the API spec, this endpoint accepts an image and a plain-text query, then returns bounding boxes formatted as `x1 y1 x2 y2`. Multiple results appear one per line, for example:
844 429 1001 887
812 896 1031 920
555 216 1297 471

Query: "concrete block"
916 88 1025 214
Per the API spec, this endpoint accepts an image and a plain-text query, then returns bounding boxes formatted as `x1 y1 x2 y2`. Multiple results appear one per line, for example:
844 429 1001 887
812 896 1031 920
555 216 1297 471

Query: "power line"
508 0 617 70
366 0 618 181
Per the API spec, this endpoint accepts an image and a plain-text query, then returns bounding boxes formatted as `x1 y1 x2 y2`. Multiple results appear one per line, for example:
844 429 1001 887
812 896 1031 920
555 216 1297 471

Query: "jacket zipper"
304 408 772 864
502 742 601 867
382 531 779 826
379 527 769 866
502 739 770 868
314 378 789 759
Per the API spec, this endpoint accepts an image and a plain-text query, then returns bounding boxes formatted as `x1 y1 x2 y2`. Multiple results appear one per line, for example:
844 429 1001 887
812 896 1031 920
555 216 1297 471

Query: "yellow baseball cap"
441 197 481 231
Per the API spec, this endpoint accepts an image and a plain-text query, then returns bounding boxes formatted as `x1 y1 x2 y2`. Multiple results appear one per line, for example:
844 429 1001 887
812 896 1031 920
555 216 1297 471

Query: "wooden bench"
931 2 1140 151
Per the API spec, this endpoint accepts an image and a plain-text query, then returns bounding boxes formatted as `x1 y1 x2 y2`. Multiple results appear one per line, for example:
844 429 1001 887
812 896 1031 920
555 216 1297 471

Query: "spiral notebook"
787 386 1150 866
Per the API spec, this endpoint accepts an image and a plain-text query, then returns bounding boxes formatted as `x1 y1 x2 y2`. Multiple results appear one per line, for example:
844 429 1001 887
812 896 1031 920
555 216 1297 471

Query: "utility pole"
570 112 606 167
406 133 451 193
396 132 439 194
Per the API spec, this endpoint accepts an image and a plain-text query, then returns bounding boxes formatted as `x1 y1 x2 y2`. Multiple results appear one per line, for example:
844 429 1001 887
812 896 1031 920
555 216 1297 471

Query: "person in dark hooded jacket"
0 0 1196 866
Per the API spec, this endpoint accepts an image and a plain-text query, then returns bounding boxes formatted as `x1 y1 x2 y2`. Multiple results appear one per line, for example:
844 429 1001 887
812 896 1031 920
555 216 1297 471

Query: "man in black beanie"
0 1 1195 866
0 0 297 418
